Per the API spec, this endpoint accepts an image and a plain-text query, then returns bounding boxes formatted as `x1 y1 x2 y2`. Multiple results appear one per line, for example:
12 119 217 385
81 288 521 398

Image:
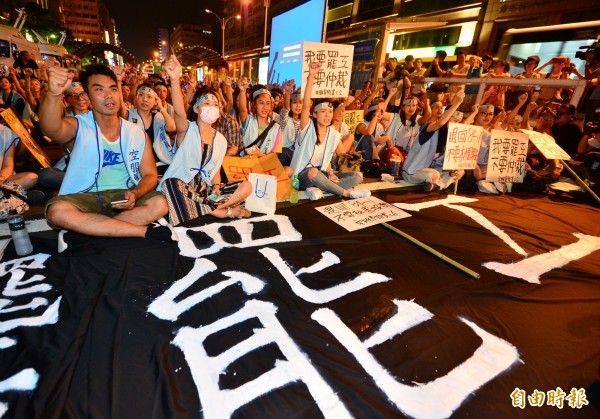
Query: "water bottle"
289 175 299 204
7 210 33 256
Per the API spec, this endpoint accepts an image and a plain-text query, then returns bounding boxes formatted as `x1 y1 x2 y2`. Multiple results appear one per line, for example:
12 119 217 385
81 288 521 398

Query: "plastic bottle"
7 210 33 256
289 175 299 204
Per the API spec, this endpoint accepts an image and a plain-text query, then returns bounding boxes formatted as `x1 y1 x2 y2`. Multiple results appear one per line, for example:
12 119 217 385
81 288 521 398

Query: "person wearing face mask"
159 55 252 223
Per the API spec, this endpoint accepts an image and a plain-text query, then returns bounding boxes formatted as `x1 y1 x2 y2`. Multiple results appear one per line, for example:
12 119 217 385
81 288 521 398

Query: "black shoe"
423 182 440 192
145 222 179 242
28 190 45 203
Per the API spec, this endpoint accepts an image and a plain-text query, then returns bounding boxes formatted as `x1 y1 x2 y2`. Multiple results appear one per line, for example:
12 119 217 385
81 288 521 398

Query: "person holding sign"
160 55 252 223
402 91 465 191
469 104 504 194
527 106 564 183
289 61 369 201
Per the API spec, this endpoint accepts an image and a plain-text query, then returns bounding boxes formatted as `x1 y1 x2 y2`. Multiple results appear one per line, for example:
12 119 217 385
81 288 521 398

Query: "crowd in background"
0 44 599 224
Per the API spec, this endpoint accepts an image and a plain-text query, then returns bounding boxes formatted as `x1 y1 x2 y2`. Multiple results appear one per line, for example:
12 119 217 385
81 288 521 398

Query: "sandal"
226 206 251 219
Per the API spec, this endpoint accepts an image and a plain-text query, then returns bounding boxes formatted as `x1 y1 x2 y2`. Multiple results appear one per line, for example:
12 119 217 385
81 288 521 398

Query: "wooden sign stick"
382 222 480 279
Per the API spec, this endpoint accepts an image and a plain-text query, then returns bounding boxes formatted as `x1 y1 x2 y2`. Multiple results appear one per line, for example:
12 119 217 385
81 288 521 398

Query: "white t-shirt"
309 139 327 168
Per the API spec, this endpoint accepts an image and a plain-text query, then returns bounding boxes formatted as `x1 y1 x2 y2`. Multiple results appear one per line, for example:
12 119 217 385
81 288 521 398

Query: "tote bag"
244 173 277 215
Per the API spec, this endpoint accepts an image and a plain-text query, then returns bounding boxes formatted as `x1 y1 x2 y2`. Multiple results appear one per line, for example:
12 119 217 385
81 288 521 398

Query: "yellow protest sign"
1 108 51 168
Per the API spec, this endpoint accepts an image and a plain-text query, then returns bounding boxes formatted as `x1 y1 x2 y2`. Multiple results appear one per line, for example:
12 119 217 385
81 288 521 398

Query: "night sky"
103 0 220 63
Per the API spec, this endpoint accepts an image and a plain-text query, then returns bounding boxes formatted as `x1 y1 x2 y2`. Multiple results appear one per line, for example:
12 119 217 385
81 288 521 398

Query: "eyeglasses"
479 112 494 117
541 117 555 122
66 92 85 99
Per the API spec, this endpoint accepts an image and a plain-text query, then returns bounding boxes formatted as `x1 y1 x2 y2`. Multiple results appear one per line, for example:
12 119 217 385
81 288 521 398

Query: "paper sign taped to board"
300 41 354 98
344 110 364 134
442 123 482 170
315 196 411 231
520 129 571 160
486 129 529 183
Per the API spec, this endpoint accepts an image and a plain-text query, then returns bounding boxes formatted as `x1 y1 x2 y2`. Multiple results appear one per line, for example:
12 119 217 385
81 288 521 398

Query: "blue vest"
59 112 146 195
402 124 438 176
159 122 227 190
280 112 301 149
0 124 18 170
242 115 281 154
128 109 175 164
385 113 403 141
290 123 340 175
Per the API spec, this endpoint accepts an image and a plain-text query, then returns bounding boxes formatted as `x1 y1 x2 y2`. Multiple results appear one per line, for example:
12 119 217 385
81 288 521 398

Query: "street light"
205 9 241 57
263 0 270 47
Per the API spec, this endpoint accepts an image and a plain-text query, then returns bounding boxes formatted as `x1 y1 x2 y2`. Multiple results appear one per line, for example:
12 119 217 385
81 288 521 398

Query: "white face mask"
199 106 220 124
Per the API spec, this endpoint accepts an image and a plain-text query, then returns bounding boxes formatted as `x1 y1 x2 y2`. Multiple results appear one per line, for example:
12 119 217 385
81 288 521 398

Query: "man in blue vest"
39 62 176 251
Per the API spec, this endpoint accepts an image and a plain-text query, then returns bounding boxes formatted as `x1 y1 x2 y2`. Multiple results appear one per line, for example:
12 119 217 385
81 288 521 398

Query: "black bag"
360 160 391 178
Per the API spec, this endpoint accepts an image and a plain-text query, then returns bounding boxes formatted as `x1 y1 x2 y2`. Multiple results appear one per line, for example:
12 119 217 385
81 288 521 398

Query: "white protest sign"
344 110 364 134
486 130 529 183
442 123 483 170
315 197 411 232
301 42 354 98
520 129 571 160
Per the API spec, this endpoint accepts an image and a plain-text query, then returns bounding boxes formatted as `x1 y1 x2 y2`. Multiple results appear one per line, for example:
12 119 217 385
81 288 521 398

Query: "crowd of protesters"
0 45 599 241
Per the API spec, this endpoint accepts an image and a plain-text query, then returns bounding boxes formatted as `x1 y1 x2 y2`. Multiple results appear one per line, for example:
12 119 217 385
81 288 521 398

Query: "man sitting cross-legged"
39 62 176 251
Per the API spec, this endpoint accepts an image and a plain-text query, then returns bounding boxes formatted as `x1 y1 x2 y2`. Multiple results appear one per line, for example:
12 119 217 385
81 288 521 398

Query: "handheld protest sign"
300 42 354 98
343 109 364 134
485 129 529 183
1 108 51 168
442 123 482 171
520 129 571 160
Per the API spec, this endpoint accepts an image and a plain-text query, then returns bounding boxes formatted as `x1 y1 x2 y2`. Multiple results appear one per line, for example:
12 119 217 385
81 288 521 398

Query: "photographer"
576 121 600 192
578 40 600 124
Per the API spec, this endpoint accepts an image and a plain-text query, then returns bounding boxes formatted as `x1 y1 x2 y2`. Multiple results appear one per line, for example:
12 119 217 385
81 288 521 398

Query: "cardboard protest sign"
520 129 571 160
442 123 482 170
486 130 529 183
343 110 364 134
315 197 411 231
301 42 354 98
1 108 51 168
222 153 291 201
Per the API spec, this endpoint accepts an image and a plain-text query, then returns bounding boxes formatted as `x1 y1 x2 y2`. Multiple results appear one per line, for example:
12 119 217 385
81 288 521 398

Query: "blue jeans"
298 168 363 196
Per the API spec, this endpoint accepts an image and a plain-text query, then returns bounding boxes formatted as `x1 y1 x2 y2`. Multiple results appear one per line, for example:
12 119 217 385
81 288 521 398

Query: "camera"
575 39 600 62
561 63 576 73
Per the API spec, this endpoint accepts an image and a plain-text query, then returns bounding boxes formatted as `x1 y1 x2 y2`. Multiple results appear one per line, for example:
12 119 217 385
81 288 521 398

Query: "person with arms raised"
39 62 175 250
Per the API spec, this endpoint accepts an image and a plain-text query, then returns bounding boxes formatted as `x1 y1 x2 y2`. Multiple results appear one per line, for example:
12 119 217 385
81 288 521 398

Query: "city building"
158 27 169 62
170 23 213 53
54 0 114 44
